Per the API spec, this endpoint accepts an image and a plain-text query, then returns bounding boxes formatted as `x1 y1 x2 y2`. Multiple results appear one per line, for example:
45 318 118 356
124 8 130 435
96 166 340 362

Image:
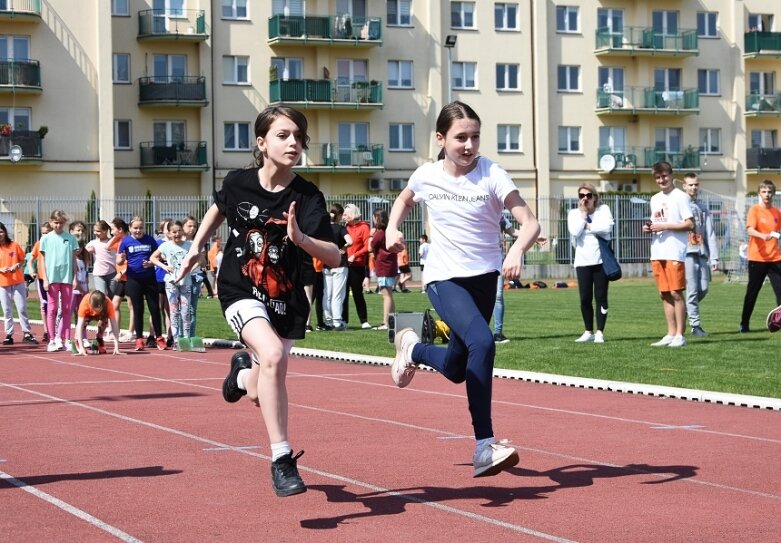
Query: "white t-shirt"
157 240 193 286
86 238 117 277
567 204 614 267
408 156 518 283
650 188 693 261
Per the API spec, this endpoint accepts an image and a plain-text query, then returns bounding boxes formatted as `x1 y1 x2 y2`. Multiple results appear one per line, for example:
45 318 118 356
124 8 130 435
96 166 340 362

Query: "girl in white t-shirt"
385 101 541 478
86 220 118 298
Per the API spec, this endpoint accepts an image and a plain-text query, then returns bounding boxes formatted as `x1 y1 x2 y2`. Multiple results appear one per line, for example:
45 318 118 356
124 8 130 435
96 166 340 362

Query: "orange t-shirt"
109 234 127 281
208 244 221 270
397 248 409 267
312 256 325 273
77 294 117 322
747 204 781 262
31 239 43 276
0 241 25 287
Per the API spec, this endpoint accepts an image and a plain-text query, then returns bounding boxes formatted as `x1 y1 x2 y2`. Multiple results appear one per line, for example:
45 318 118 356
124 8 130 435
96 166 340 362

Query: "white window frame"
224 122 251 151
494 3 518 31
223 55 249 84
111 0 129 16
221 0 248 20
0 35 29 59
498 125 521 153
558 126 581 154
113 53 130 83
557 65 580 92
387 60 413 88
751 129 778 148
598 66 625 93
496 63 519 91
556 6 580 33
655 127 683 153
0 107 31 131
699 128 721 155
698 69 720 96
153 120 186 147
153 54 187 81
389 123 414 151
748 14 774 32
452 62 477 90
271 57 303 80
750 71 776 95
697 11 718 38
599 126 627 152
114 120 131 150
387 0 411 26
451 2 476 30
652 10 679 36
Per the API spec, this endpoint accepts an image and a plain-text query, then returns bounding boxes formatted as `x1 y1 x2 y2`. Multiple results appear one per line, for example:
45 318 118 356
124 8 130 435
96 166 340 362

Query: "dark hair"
759 179 777 194
652 161 673 175
0 221 9 246
252 106 310 168
436 101 481 160
683 172 698 180
373 208 389 230
167 220 184 231
111 217 129 233
419 234 428 242
94 220 111 233
330 203 344 218
69 220 87 233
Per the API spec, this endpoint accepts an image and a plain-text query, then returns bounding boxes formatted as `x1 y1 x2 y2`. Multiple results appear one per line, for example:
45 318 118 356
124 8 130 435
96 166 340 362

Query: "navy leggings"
411 272 497 440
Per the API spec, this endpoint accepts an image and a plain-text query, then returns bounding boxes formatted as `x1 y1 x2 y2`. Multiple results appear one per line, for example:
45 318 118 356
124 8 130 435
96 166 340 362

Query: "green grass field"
28 278 781 399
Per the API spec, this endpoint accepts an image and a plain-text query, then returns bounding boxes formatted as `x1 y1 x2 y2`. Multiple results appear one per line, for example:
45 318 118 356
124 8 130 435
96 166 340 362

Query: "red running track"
1 339 780 542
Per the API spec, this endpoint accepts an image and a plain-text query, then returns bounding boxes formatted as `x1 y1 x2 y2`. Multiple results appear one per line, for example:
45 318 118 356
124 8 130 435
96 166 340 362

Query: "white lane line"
0 382 576 543
0 470 143 542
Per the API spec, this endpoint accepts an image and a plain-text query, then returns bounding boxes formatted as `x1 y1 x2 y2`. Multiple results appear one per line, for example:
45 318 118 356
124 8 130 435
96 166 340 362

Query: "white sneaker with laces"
361 322 372 329
594 331 605 343
473 439 520 477
64 340 73 352
575 331 594 342
53 337 63 351
668 335 687 347
651 335 674 347
391 328 419 388
46 340 60 352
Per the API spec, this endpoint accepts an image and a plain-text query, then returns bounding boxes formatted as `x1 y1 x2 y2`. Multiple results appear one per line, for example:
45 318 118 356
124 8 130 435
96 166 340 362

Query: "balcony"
0 59 41 93
296 142 384 172
744 31 781 59
140 141 208 171
138 76 208 107
268 14 382 47
595 27 698 57
597 146 700 173
0 130 43 163
746 93 781 116
137 9 208 41
0 0 41 21
269 79 382 109
596 86 699 115
746 147 781 173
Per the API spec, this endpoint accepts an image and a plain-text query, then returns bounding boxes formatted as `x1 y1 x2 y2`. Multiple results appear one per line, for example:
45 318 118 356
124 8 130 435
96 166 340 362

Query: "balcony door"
337 0 366 18
0 35 29 60
271 57 303 81
0 107 31 131
153 121 186 147
749 72 776 95
153 54 186 82
336 59 367 102
272 0 304 16
338 122 368 165
597 8 624 45
153 0 185 32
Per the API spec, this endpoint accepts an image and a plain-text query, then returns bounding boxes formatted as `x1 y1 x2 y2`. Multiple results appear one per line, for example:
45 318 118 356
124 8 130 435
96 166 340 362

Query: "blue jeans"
492 275 504 335
411 272 498 440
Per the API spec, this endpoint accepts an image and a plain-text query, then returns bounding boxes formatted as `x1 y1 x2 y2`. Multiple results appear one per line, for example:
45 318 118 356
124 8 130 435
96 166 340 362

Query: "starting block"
177 336 205 352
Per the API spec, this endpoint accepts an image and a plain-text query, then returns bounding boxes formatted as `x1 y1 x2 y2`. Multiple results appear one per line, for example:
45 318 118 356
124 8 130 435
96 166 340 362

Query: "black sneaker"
222 351 253 403
146 335 156 348
493 333 510 344
22 333 39 345
271 451 307 497
3 334 12 345
691 326 708 337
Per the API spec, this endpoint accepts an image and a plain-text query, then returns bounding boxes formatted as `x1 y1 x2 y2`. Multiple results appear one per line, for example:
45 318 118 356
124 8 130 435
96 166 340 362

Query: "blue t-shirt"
119 234 158 279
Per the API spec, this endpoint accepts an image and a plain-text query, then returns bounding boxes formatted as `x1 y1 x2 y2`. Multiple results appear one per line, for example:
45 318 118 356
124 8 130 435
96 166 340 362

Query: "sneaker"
96 337 107 355
134 338 145 351
42 332 50 343
691 326 708 337
473 439 520 477
651 335 674 347
739 324 750 333
400 288 411 293
594 331 605 344
53 337 63 351
46 340 60 352
64 340 74 353
391 327 419 388
166 336 174 349
146 335 156 348
373 324 388 331
361 322 372 329
155 336 167 351
270 451 307 497
332 323 346 331
305 325 313 332
223 351 252 403
3 334 13 345
668 335 687 348
23 333 38 345
118 332 134 343
493 333 510 344
316 325 332 331
575 331 594 343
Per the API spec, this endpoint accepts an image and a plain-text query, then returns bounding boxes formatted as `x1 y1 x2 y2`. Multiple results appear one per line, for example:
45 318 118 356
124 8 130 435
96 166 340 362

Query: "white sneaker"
575 331 594 342
594 331 605 343
361 322 372 329
64 340 73 352
473 439 520 477
53 337 63 351
391 328 419 388
651 335 674 347
668 335 687 348
46 340 60 352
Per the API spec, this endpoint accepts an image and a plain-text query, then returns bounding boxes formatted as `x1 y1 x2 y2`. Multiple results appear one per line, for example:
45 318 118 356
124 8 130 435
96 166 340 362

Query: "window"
558 126 581 153
0 107 31 131
599 127 627 152
338 122 369 165
654 68 681 91
224 122 251 151
655 127 682 152
389 123 414 151
222 0 248 19
271 57 303 80
153 121 186 146
597 8 624 34
498 125 521 152
223 55 249 84
556 6 579 33
699 128 721 155
751 129 778 148
153 54 186 82
154 0 185 17
272 0 305 16
697 12 718 38
111 0 129 16
750 71 776 95
387 60 413 88
452 62 477 89
494 3 518 31
748 14 774 32
496 64 519 91
335 0 367 18
336 59 368 101
653 10 679 36
0 35 29 59
598 67 624 93
557 65 580 92
387 0 411 26
451 2 475 29
112 53 130 83
697 69 720 95
114 120 131 149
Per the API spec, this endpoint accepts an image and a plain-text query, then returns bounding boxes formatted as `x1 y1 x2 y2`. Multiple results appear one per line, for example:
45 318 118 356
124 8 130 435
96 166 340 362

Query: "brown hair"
252 106 310 168
436 101 481 160
577 182 601 207
88 290 109 316
652 161 673 175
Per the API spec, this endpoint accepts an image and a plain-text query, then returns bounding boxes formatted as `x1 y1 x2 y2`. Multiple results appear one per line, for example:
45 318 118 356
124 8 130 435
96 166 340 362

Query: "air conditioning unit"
600 180 618 192
389 178 406 191
368 178 386 192
621 183 638 193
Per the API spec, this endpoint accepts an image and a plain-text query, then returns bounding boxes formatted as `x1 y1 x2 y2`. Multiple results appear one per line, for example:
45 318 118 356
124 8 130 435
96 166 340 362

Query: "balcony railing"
0 0 41 20
138 76 207 106
0 130 43 161
268 14 382 46
746 93 781 115
744 31 781 57
140 141 208 170
598 146 701 171
747 147 781 170
595 26 698 56
269 79 382 108
596 86 699 115
0 59 41 91
137 9 208 41
299 142 384 170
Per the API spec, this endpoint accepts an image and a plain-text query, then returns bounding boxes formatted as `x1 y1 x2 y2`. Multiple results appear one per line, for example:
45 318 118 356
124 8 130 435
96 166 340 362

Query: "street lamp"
444 34 457 104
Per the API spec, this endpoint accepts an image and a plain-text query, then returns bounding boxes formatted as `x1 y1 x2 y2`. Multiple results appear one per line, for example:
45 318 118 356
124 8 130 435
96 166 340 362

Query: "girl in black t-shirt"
177 106 339 498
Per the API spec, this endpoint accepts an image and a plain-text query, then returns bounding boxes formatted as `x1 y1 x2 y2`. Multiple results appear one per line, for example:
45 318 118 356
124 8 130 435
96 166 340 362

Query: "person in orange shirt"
29 221 52 342
395 244 411 293
739 179 781 332
0 222 38 345
73 290 122 355
207 235 223 297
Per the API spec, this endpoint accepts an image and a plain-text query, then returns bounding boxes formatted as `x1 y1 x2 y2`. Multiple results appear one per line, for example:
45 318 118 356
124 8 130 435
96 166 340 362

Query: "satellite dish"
8 145 22 163
599 154 616 173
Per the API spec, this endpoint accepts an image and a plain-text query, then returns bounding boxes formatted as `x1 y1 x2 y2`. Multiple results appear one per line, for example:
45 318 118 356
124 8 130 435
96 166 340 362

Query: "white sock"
405 343 416 364
236 368 251 391
271 441 292 461
476 437 496 449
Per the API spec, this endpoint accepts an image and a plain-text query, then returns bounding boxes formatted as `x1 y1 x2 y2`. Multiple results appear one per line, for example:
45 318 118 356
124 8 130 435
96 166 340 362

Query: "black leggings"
126 274 163 339
342 265 368 324
740 260 781 327
576 265 609 332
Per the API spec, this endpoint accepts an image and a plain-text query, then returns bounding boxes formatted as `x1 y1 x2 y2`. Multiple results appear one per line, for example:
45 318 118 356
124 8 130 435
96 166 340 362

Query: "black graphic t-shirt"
214 168 332 339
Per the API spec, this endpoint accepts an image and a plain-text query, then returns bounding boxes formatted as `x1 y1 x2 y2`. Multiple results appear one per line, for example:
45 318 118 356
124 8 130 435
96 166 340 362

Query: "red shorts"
651 260 686 292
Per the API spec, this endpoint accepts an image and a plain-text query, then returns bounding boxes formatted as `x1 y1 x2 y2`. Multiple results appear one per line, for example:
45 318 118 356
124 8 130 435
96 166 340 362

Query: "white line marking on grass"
0 470 143 542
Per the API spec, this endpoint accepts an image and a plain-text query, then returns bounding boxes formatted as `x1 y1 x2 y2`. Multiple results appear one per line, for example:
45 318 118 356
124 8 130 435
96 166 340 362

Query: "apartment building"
0 0 779 203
